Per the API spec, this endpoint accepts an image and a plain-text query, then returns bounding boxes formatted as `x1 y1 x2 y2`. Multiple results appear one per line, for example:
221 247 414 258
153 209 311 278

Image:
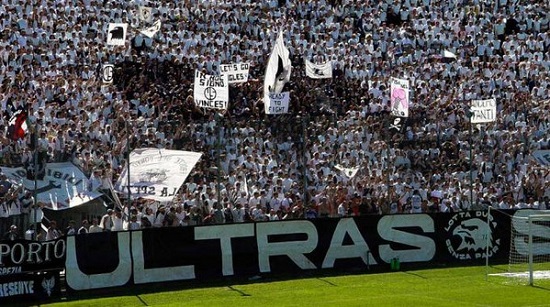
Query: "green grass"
38 265 550 307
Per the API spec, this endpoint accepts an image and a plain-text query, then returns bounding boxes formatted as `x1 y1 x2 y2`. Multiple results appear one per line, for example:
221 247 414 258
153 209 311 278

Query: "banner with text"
2 163 102 210
263 31 292 106
0 238 66 274
194 71 229 110
470 98 496 123
265 92 290 114
219 63 249 84
101 64 114 84
114 148 202 202
0 271 61 303
390 77 410 118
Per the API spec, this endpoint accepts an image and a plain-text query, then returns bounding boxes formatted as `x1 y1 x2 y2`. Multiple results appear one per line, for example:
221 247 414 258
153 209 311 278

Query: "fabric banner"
532 150 550 166
265 92 289 114
219 63 249 83
101 64 114 84
138 6 153 23
0 238 66 273
194 70 229 110
7 109 27 141
305 59 332 79
140 20 161 38
114 148 202 202
0 271 61 303
390 77 410 118
106 23 128 46
263 31 292 106
334 164 360 179
470 98 496 123
2 163 102 210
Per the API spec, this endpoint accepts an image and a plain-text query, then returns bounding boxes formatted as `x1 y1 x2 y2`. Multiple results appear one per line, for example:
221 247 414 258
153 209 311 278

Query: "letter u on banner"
65 233 132 290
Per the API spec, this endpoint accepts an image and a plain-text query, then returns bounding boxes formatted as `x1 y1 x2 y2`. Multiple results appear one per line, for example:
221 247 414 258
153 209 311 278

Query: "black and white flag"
107 23 128 46
138 6 153 23
140 20 161 38
305 59 332 79
263 31 292 106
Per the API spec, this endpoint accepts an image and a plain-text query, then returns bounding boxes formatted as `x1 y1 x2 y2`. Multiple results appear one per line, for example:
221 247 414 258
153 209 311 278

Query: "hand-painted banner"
2 163 102 210
140 20 161 38
305 59 332 79
106 23 128 46
470 98 496 123
114 148 202 202
390 77 410 118
265 92 289 114
101 64 114 84
263 31 292 106
219 63 249 84
194 70 229 110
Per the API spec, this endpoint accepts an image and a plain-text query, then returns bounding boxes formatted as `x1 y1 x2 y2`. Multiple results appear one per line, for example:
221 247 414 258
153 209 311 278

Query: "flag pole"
33 127 39 240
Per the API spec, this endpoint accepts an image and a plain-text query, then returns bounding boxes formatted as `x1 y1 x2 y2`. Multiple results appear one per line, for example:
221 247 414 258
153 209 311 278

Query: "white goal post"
487 208 550 286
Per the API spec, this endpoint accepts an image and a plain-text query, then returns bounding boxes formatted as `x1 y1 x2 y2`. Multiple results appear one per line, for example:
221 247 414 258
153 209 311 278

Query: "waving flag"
263 30 292 109
7 109 28 140
305 59 332 79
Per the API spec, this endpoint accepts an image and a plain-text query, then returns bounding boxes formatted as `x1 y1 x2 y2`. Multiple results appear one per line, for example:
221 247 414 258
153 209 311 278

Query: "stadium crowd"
0 0 549 236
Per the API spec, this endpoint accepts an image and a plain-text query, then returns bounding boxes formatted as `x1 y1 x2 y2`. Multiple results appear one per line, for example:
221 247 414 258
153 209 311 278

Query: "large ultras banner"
64 210 517 291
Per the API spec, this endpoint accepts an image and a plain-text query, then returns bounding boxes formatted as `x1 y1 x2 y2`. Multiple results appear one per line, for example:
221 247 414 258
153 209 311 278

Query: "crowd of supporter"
0 0 549 236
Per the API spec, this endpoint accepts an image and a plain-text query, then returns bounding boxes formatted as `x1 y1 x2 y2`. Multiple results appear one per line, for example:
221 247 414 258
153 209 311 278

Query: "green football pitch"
38 265 550 307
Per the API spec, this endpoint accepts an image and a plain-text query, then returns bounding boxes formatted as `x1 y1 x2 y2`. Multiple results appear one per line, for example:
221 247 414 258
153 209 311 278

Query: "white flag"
305 59 332 79
101 64 114 84
443 50 457 59
265 92 290 115
334 164 360 179
194 70 229 110
390 77 410 118
470 98 496 123
263 31 292 105
107 23 128 46
140 20 161 38
138 6 153 23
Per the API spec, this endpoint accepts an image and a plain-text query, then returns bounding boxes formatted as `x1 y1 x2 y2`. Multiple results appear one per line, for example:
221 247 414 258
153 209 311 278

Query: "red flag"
8 110 28 140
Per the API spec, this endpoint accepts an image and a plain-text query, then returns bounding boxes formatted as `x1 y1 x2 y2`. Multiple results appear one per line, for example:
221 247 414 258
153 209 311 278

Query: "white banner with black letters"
470 98 496 123
114 148 202 202
219 63 249 84
194 70 229 110
265 92 290 114
390 77 410 118
1 163 102 210
101 64 114 84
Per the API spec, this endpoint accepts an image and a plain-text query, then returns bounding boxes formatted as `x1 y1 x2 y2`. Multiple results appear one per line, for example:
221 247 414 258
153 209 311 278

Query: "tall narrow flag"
305 59 332 79
390 77 410 118
263 30 292 109
8 109 28 140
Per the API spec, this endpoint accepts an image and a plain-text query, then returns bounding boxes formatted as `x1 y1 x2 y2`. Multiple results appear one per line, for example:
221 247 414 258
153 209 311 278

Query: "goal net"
506 210 550 285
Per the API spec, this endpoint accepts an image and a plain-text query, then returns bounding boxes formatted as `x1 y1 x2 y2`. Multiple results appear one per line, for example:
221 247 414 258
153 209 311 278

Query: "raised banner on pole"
194 70 229 110
390 77 410 118
263 31 292 105
470 98 496 123
114 148 202 202
219 63 249 84
265 92 289 114
305 59 332 79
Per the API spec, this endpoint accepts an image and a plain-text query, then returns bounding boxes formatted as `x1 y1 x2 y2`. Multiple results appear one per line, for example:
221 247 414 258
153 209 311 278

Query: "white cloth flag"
2 163 102 210
305 59 332 79
219 63 250 83
265 92 290 114
470 98 496 123
390 77 410 118
194 70 229 110
138 6 153 23
334 164 360 179
263 31 292 109
140 20 161 38
443 50 457 59
107 23 128 46
115 148 202 202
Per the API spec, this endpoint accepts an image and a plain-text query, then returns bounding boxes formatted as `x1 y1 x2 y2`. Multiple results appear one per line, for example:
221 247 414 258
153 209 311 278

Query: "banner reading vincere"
219 63 249 84
390 77 410 118
265 92 289 114
114 148 202 202
470 98 496 123
194 70 229 110
2 163 102 210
